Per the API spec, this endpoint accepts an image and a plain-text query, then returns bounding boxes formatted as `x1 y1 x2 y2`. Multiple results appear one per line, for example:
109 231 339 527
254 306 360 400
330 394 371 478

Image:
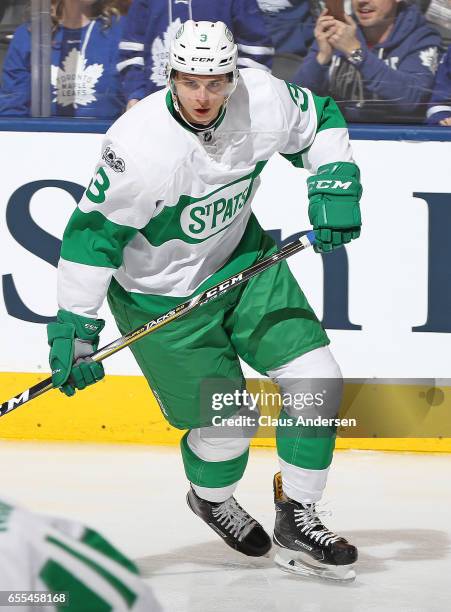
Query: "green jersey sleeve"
273 79 354 172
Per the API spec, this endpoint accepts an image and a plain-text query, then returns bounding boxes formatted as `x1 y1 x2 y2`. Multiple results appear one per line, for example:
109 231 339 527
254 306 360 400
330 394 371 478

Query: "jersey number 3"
86 168 110 204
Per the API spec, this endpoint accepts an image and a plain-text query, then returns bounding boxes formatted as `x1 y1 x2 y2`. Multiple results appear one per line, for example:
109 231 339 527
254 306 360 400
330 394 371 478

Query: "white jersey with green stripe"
58 68 354 318
0 499 160 611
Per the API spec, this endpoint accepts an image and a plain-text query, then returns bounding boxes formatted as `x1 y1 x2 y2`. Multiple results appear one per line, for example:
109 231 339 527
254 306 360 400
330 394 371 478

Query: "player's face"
352 0 398 27
174 74 230 125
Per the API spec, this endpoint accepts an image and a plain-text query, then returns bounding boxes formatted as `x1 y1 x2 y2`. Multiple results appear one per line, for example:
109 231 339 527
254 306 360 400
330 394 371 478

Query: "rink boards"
1 127 451 451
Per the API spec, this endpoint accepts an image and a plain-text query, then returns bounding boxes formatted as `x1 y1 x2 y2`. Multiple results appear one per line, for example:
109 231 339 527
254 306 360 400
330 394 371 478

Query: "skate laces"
293 503 341 547
212 498 257 542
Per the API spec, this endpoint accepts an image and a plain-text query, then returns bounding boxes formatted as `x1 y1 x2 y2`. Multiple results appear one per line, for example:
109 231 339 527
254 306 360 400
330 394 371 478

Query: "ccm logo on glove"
308 180 353 191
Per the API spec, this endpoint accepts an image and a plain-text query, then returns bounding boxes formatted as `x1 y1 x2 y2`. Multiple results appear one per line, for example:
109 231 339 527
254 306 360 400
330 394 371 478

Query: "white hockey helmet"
167 20 240 128
169 20 238 76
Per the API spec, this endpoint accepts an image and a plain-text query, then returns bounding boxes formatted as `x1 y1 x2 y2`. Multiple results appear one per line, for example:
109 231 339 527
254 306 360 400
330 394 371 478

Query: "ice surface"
0 441 449 612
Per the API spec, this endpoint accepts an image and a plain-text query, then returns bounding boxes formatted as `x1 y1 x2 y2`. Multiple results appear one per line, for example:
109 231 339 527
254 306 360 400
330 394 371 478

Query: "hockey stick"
0 230 316 418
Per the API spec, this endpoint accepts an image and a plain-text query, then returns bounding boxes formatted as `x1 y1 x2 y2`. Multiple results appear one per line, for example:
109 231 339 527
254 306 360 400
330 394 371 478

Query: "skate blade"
274 547 356 582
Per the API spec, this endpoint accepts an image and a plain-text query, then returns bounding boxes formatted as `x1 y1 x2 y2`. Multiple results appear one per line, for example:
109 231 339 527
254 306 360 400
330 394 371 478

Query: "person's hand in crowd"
315 9 336 65
126 99 139 111
439 117 451 126
327 13 361 56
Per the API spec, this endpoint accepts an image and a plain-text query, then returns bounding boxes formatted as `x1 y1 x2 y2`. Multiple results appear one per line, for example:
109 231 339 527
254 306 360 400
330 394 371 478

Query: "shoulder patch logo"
420 47 439 74
102 146 125 173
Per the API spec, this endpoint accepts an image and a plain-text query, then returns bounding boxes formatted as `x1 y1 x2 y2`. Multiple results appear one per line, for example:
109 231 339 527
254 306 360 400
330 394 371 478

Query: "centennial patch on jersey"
102 147 125 173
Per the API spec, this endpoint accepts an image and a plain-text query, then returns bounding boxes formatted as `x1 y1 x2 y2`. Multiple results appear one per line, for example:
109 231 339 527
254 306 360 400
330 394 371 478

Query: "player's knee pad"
187 404 260 463
267 346 343 420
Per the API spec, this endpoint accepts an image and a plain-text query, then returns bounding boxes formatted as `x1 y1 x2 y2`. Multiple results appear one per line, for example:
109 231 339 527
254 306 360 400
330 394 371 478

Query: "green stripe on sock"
181 432 249 488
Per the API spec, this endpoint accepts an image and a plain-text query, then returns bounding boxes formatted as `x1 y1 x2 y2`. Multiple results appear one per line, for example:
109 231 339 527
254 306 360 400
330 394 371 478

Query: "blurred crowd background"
0 0 449 124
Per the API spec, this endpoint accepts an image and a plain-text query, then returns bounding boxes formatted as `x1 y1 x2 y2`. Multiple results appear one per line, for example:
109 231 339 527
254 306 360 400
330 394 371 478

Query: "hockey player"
47 20 362 580
0 498 160 610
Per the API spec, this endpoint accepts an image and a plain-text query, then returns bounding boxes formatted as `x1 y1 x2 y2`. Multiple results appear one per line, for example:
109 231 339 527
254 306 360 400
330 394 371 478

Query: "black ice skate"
273 472 357 580
187 486 271 557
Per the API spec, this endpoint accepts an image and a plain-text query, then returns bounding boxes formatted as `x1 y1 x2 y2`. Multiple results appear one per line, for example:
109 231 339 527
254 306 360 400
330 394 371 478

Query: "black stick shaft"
0 231 315 417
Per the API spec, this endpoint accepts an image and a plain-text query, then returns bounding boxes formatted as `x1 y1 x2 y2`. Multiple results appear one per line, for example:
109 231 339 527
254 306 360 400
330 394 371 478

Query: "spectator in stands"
256 0 315 57
0 0 124 118
427 46 451 124
119 0 274 109
412 0 451 47
295 0 441 122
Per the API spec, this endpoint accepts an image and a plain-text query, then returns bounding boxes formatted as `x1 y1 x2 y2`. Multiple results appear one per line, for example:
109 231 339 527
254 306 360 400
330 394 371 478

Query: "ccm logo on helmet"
191 57 214 62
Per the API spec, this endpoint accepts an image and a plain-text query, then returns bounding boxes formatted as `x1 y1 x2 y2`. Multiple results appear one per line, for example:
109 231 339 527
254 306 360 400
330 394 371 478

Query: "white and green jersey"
0 499 160 611
58 68 354 318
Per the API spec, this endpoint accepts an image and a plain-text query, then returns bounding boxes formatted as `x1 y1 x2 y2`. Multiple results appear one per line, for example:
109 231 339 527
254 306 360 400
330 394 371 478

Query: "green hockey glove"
307 161 362 253
47 310 105 397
